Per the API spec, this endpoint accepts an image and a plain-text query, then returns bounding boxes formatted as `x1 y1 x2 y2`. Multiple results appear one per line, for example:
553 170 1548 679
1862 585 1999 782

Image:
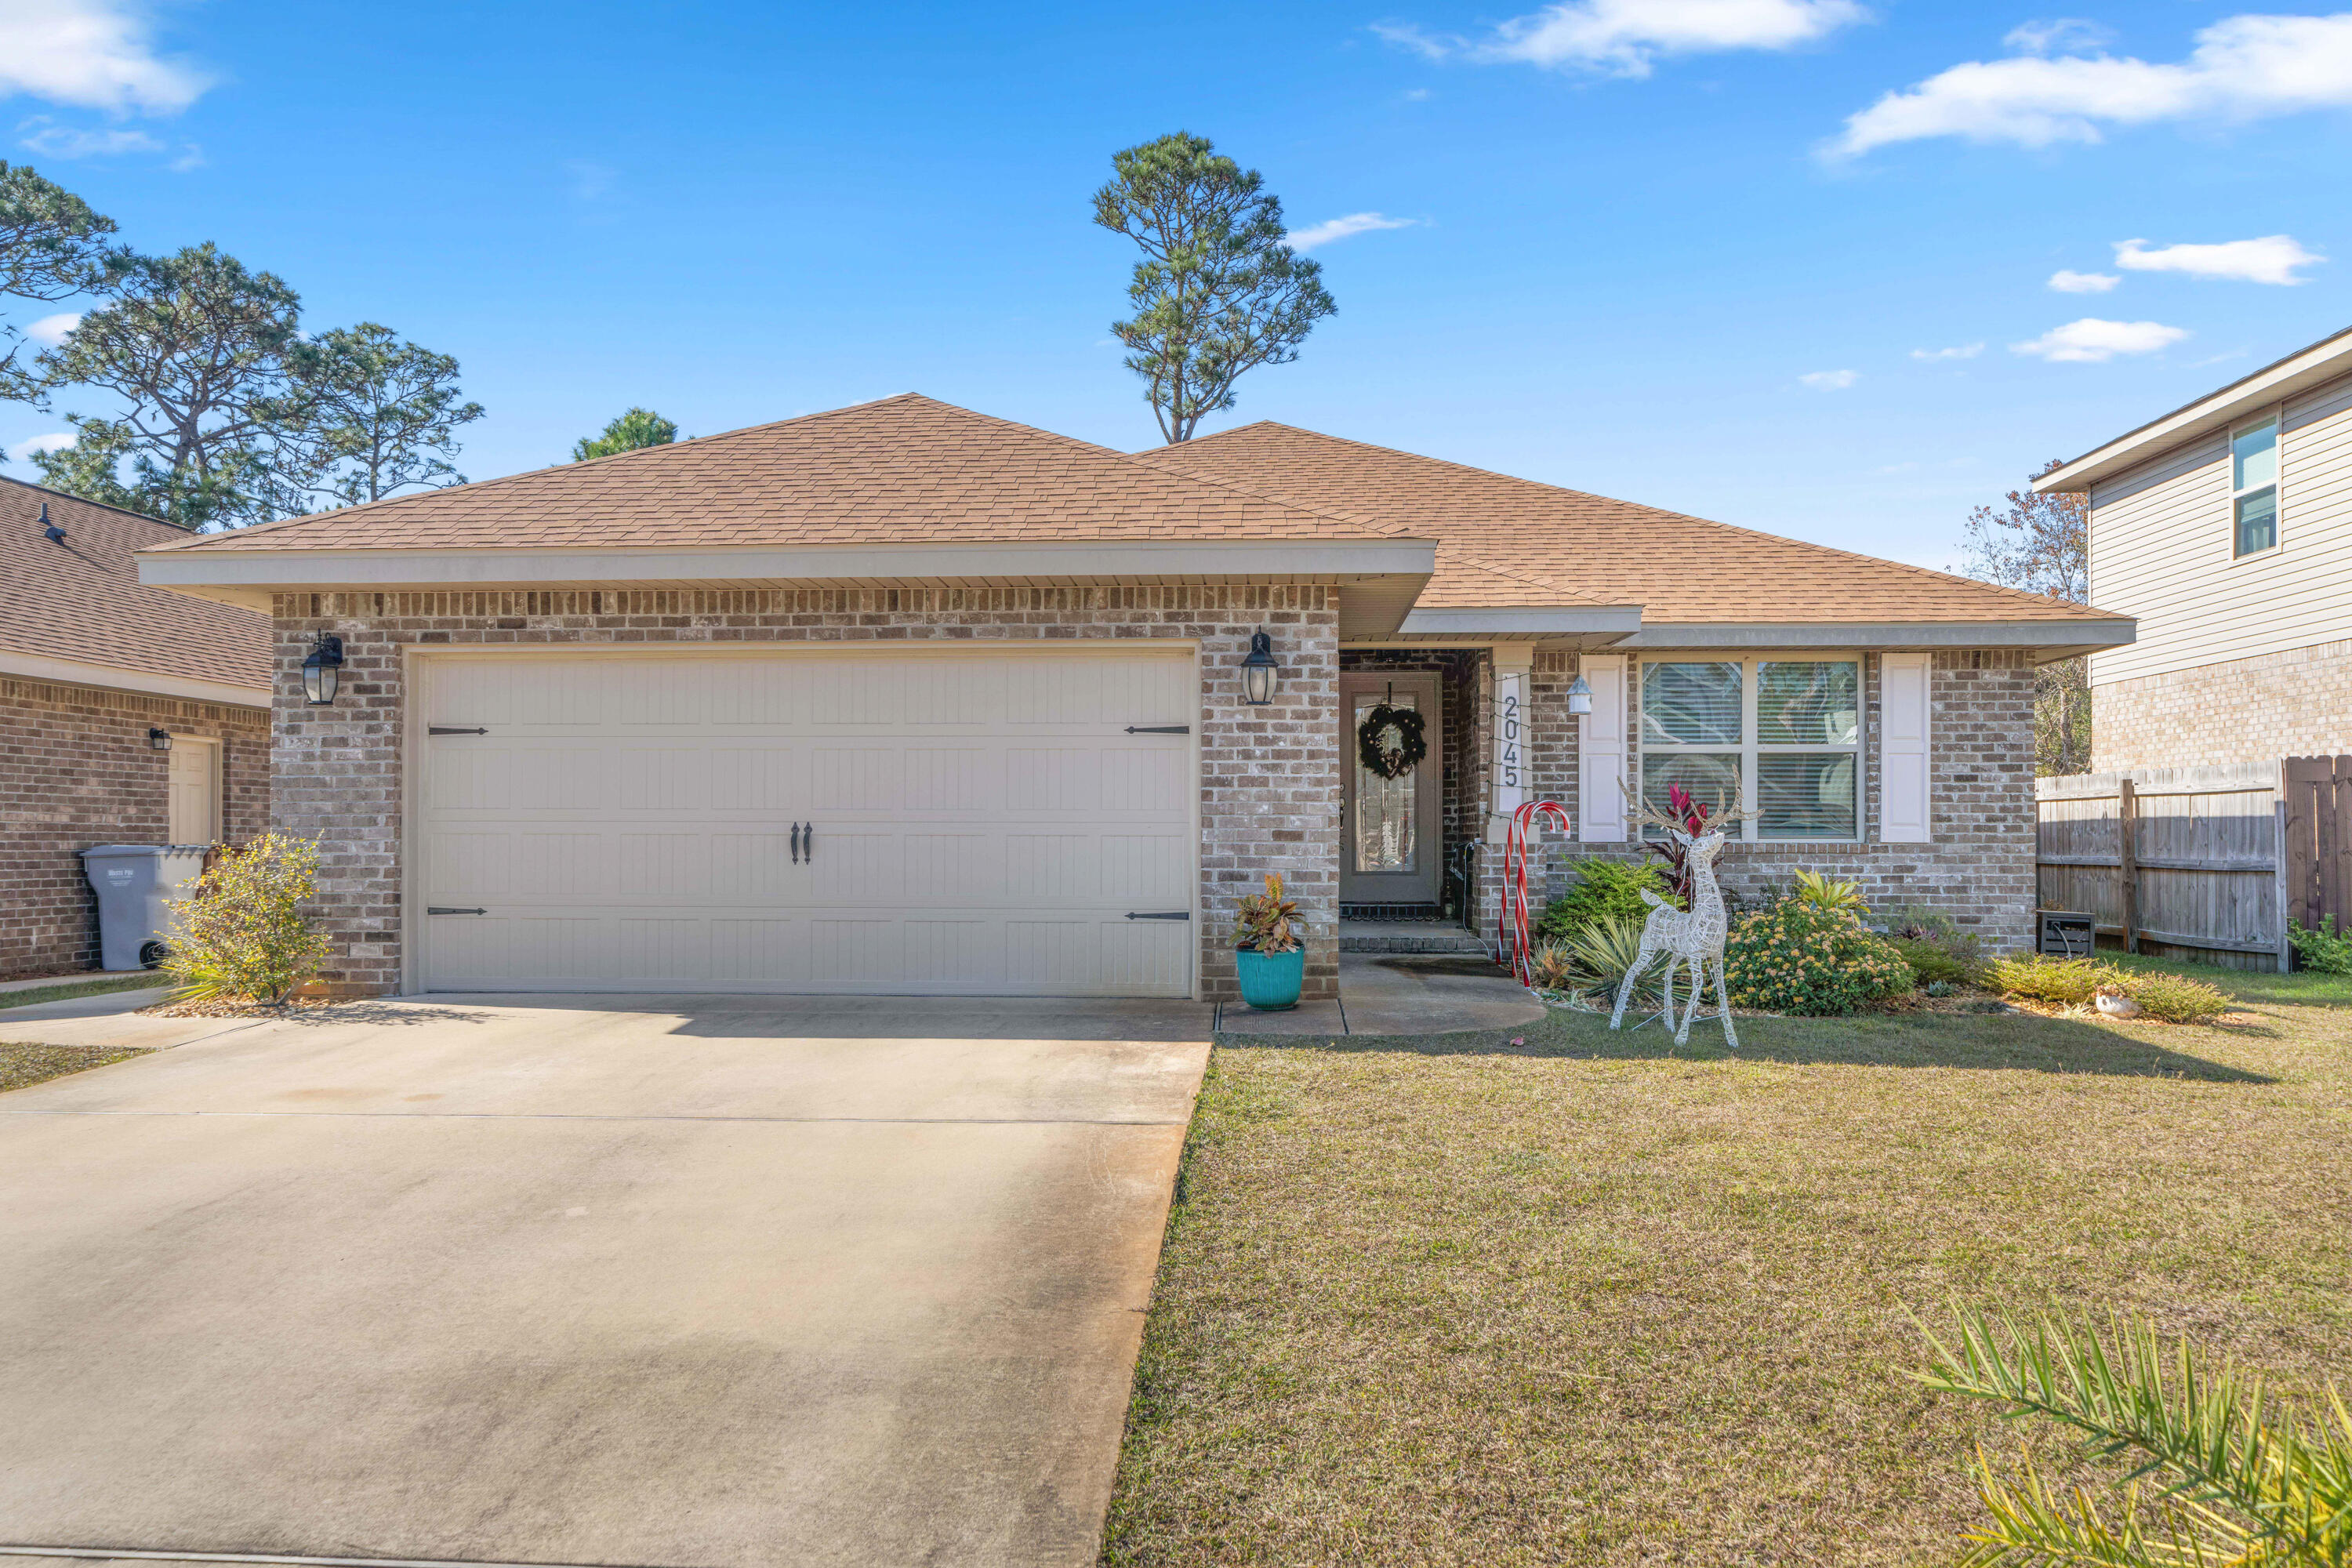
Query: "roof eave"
2036 323 2352 494
1618 619 2135 661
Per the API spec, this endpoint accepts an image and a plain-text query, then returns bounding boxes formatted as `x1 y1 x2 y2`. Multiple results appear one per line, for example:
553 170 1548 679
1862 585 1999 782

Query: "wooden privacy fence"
2036 761 2289 971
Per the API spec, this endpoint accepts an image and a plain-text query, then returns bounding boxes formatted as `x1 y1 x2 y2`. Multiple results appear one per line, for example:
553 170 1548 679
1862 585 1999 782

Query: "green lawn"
1102 960 2352 1566
0 973 166 1011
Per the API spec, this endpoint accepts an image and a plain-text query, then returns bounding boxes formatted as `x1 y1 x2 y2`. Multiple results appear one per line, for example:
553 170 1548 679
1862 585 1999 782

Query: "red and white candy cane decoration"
1503 797 1573 987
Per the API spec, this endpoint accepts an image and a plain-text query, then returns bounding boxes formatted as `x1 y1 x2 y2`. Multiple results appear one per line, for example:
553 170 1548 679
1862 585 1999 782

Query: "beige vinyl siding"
2089 367 2352 687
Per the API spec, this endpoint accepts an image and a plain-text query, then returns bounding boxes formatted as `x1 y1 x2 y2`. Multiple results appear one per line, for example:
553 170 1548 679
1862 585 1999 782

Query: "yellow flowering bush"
1726 898 1914 1016
161 833 334 1004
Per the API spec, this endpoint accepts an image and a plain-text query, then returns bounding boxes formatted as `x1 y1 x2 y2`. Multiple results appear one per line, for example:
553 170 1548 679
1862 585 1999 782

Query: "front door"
1340 672 1443 907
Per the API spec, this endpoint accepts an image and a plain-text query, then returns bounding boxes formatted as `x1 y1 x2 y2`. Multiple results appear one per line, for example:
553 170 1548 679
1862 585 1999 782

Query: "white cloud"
1402 86 1433 101
2011 318 2190 362
1830 12 2352 156
25 312 80 346
1799 368 1859 388
1910 343 1984 360
2114 234 2321 284
2049 268 2120 292
0 0 208 115
1285 212 1419 252
20 431 76 456
17 117 162 157
2004 18 2113 55
1377 0 1867 77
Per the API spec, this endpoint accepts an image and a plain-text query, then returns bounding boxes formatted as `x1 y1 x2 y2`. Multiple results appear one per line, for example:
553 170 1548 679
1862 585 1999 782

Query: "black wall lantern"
147 728 173 751
1240 630 1279 706
302 633 344 706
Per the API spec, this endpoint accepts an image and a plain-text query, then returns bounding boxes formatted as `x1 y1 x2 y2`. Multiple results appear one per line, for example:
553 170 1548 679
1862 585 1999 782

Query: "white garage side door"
415 649 1197 996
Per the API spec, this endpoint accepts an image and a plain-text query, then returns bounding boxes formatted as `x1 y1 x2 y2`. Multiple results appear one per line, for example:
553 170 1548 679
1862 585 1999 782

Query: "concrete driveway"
0 993 1210 1568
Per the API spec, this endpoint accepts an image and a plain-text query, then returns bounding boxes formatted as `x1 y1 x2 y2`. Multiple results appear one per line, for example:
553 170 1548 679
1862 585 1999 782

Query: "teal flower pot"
1235 946 1305 1011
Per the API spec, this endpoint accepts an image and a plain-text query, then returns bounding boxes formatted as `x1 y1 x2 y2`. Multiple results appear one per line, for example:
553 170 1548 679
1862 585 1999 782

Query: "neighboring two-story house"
2039 323 2352 770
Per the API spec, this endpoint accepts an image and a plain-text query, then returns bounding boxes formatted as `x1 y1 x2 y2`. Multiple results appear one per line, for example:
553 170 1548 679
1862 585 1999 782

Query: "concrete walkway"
0 993 1210 1568
1219 951 1547 1037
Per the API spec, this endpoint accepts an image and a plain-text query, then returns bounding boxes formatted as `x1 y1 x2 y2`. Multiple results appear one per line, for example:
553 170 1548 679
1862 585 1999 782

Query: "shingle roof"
150 394 1416 554
1 479 270 694
1149 422 2119 625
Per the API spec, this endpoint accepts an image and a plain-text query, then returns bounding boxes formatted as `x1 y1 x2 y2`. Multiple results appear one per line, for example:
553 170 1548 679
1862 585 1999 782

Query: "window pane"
1642 753 1740 831
1642 661 1743 745
2234 416 2278 492
1352 693 1418 872
1758 753 1856 839
1758 660 1859 745
2235 487 2278 556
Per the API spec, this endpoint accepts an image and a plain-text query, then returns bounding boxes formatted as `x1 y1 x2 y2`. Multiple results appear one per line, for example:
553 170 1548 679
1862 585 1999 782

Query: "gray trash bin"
81 844 209 971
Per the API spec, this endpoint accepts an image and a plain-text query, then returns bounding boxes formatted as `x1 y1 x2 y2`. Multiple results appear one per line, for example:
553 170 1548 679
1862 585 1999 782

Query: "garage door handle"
790 822 801 863
428 727 488 735
1124 725 1189 734
803 822 813 861
1125 910 1190 920
427 906 486 916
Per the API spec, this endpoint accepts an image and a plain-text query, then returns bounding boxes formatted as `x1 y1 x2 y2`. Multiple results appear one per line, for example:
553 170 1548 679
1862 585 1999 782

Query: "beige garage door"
415 648 1196 996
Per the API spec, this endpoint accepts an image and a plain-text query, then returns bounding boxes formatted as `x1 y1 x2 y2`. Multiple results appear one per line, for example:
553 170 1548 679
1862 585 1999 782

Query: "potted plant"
1232 872 1305 1010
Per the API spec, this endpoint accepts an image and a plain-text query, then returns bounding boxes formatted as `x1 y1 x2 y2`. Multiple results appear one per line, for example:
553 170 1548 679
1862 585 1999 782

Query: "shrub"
1892 936 1984 989
1793 869 1867 913
1537 859 1675 942
1725 898 1913 1016
1881 907 1990 987
2288 914 2352 975
160 833 333 1004
1539 913 1664 1010
2119 968 2231 1025
1987 955 2106 1006
1987 955 2234 1024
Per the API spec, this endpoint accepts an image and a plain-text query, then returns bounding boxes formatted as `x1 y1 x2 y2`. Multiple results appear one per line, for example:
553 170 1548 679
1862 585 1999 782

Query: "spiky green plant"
1917 1309 2352 1567
1794 868 1867 913
1549 912 1664 1009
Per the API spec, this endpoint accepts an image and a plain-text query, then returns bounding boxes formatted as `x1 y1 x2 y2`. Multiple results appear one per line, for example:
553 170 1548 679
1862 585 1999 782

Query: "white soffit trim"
2037 323 2352 494
0 648 270 708
136 539 1440 591
1619 620 2134 651
1394 605 1645 637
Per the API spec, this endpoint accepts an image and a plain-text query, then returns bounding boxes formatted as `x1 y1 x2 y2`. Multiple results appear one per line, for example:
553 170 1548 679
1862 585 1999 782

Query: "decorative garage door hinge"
428 726 488 735
1123 725 1189 734
426 906 486 915
1124 910 1191 920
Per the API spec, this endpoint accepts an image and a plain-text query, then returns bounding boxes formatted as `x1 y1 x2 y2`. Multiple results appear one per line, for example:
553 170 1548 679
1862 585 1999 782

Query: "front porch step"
1339 918 1490 955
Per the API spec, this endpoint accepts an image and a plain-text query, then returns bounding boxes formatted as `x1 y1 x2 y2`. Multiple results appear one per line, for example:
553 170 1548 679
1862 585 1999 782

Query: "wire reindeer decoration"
1607 780 1755 1047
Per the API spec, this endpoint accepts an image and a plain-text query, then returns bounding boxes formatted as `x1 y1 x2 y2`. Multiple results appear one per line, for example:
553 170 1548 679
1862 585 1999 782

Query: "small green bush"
1538 913 1665 1010
1987 955 2106 1005
1725 898 1914 1016
2288 914 2352 975
1537 860 1675 942
1892 935 1984 989
2118 969 2231 1024
161 833 333 1004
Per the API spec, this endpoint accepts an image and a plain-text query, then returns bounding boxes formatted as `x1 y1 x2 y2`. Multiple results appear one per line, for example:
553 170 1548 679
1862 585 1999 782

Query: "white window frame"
1637 654 1864 844
2230 405 2282 560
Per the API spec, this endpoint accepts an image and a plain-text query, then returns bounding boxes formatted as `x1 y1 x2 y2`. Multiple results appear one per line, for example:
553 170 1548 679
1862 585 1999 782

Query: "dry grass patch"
1102 960 2352 1566
0 1041 152 1094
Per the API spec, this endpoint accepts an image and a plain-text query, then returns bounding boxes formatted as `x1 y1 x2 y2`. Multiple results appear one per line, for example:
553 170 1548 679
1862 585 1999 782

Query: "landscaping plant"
1793 869 1867 914
1724 898 1913 1016
1988 956 2231 1024
1537 859 1677 942
1884 907 1991 988
159 833 333 1004
1538 913 1664 1011
2288 915 2352 975
1642 782 1725 905
1232 872 1301 954
1918 1308 2352 1568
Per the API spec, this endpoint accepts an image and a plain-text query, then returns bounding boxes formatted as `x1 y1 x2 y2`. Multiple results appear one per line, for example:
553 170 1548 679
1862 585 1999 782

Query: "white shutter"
1578 654 1628 841
1879 652 1932 844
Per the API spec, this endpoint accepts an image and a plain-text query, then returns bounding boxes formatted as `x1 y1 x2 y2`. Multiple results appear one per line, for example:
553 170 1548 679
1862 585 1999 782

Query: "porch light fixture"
302 633 344 706
147 728 173 751
1240 630 1279 706
1566 673 1593 716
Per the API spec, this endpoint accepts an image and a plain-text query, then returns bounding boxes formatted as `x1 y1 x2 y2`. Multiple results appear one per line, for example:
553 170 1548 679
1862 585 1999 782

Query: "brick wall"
2093 638 2352 771
0 677 270 980
1501 648 2038 952
270 586 1340 1002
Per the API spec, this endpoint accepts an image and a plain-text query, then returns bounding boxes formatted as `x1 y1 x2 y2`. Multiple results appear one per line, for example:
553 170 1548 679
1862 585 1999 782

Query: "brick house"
2037 322 2352 771
2 479 272 981
136 395 2129 1001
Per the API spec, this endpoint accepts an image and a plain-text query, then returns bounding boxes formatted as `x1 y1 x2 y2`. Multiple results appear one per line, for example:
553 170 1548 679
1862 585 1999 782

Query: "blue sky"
2 0 2348 572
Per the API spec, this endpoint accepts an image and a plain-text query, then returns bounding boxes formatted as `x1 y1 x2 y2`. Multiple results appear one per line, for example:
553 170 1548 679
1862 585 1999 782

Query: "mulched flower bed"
135 996 349 1019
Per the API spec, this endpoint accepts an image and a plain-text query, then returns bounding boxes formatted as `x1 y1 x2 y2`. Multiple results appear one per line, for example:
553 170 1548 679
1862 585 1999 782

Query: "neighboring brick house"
2038 322 2352 771
136 395 2129 1001
2 479 272 980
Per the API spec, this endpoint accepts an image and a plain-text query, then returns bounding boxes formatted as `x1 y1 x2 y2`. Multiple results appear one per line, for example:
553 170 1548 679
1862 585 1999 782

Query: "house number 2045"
1495 673 1524 817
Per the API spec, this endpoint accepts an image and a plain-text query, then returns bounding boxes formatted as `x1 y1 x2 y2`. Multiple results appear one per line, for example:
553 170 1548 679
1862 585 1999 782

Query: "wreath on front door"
1356 703 1429 780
